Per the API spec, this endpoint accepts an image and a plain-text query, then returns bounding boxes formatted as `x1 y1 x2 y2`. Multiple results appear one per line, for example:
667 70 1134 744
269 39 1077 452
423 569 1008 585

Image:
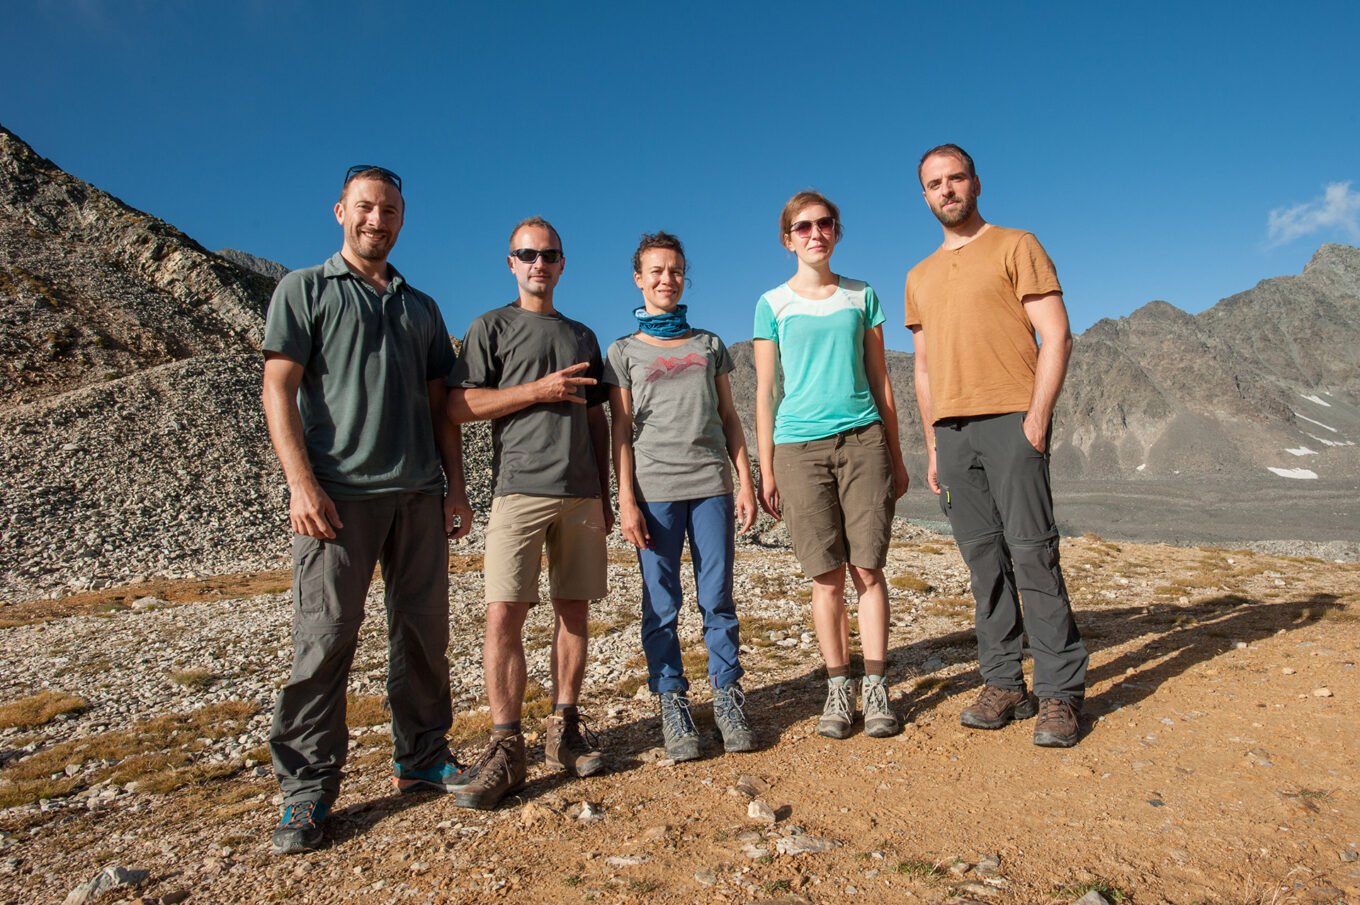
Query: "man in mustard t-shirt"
905 144 1088 748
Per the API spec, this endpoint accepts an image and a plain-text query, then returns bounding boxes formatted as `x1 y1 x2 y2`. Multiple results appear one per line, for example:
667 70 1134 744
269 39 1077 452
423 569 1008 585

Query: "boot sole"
393 776 474 794
545 756 604 778
816 721 853 740
453 779 526 810
864 720 899 738
1033 729 1079 748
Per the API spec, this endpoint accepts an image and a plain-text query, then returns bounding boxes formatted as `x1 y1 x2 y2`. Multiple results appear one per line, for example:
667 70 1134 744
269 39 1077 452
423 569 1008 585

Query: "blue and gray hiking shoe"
658 691 701 762
712 684 756 752
271 799 329 855
393 755 473 793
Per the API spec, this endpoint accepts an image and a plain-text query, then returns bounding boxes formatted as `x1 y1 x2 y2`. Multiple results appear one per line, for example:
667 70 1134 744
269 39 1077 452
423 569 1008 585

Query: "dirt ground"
2 535 1358 905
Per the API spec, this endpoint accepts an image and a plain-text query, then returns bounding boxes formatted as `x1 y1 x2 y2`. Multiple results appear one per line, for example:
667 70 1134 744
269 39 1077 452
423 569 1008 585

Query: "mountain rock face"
216 248 289 282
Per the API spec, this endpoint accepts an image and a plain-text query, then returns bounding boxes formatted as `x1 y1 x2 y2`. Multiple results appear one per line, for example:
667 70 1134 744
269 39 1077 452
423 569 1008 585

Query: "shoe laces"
824 680 852 721
473 734 517 778
660 694 697 737
1037 697 1077 728
863 680 890 715
561 715 600 752
976 684 1013 708
714 686 751 731
280 800 321 829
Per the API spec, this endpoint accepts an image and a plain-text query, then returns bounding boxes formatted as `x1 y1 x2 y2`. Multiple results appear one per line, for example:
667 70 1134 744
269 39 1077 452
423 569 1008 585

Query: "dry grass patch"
0 700 258 808
449 553 484 574
0 569 293 627
346 693 389 727
447 682 553 745
168 668 215 689
925 596 972 618
0 691 89 730
889 573 932 593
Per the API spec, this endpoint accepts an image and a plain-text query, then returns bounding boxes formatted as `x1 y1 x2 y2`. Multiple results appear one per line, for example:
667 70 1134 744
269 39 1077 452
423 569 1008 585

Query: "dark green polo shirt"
262 252 456 497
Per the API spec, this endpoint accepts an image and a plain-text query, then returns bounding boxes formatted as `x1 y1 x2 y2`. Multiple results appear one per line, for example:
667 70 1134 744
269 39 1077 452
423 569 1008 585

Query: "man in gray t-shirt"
261 166 472 855
447 216 613 811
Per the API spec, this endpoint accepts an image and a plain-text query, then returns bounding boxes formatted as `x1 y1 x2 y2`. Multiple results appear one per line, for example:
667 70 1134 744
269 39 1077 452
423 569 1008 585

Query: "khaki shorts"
483 494 608 604
772 421 894 578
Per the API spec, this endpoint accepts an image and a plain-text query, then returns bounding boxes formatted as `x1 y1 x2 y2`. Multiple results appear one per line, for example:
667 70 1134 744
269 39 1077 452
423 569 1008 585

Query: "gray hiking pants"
934 412 1087 702
270 492 453 807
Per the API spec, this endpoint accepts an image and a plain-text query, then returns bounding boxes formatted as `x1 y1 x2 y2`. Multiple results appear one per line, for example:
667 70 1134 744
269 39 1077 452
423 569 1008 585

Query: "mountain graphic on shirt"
644 352 708 383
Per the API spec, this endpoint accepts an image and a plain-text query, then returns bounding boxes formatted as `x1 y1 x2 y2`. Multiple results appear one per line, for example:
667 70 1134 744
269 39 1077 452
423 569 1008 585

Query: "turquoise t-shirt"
753 278 884 444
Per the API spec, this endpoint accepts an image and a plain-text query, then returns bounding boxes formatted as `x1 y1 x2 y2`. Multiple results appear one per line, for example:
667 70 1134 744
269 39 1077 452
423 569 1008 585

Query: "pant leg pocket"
292 534 335 626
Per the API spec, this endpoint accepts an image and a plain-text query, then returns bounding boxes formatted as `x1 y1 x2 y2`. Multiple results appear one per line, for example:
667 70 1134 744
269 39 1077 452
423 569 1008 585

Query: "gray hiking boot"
658 691 701 762
452 731 526 810
960 684 1037 730
861 677 900 738
545 711 604 777
817 678 854 739
712 684 756 753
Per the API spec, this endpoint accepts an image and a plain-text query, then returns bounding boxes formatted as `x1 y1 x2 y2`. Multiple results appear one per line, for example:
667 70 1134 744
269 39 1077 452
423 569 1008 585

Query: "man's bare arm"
447 362 596 424
261 353 342 538
1021 292 1073 452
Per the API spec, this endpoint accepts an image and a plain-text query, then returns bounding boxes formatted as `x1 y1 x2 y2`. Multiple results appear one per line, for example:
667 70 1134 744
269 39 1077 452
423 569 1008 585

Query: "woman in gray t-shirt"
603 231 758 762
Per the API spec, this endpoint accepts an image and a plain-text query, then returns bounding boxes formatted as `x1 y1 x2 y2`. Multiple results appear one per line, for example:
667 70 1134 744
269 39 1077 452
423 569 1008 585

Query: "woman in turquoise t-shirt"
753 190 910 741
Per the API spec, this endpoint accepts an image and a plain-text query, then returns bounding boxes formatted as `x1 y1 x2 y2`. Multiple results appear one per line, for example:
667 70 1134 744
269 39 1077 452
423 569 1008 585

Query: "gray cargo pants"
934 412 1087 702
270 492 453 807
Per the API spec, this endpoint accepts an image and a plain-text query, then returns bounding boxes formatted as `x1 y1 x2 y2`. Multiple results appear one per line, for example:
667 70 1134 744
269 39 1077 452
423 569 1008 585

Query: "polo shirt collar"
322 251 406 291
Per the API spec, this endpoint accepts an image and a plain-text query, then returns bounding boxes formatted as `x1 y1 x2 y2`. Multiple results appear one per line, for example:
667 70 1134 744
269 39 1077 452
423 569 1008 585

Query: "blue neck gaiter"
634 304 690 339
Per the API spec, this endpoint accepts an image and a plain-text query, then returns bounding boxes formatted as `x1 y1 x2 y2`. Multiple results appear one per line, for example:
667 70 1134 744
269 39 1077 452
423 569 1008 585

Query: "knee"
847 566 883 594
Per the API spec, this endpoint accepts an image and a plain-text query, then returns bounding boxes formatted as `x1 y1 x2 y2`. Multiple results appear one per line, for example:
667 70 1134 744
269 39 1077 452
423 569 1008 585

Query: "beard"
351 231 394 261
933 194 976 227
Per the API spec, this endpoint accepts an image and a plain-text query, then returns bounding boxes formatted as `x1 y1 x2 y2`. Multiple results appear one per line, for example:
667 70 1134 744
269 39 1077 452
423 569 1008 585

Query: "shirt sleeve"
904 272 921 329
1010 232 1062 301
449 315 497 389
603 338 630 388
753 295 777 342
863 285 885 330
583 329 609 408
712 333 734 376
261 272 313 364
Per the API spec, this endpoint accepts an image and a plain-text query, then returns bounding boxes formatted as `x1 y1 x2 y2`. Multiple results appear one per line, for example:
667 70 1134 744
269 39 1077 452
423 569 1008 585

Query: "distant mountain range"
1 124 1356 594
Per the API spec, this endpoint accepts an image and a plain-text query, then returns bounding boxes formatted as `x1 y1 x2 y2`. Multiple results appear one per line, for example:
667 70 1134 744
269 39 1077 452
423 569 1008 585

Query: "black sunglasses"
789 216 836 238
344 164 402 193
510 248 564 264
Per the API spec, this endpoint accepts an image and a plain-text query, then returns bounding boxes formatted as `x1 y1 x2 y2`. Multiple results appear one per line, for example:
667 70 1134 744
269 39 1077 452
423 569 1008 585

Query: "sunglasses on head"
788 216 837 238
344 164 402 192
510 248 564 264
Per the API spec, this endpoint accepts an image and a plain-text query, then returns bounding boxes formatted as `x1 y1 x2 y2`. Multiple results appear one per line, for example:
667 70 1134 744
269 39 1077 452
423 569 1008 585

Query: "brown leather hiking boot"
452 731 526 810
1033 697 1082 748
545 712 604 777
960 684 1038 730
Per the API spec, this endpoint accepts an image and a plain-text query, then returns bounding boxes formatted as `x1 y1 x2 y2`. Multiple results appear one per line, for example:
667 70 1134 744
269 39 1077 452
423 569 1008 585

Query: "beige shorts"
773 421 894 578
483 494 608 604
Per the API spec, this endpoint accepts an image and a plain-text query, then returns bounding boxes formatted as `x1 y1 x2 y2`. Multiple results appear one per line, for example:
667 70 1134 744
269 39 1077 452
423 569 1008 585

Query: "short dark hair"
508 215 563 253
917 144 976 187
779 190 844 242
339 166 403 204
632 230 686 274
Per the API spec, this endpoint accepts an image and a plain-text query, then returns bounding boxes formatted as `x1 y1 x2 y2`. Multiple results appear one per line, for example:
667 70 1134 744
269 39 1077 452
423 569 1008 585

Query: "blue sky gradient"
4 1 1358 353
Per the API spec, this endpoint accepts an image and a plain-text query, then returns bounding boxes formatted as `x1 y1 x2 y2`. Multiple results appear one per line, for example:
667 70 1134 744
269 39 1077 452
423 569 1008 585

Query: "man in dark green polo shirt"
261 165 473 855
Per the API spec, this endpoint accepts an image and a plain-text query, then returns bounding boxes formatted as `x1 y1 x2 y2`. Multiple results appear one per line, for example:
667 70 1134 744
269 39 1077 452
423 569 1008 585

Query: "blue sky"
4 1 1358 353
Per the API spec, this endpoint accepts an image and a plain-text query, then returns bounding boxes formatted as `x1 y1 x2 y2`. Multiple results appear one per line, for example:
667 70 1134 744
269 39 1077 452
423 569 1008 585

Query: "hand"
618 500 649 549
735 485 758 533
892 460 910 500
758 475 782 521
927 447 941 495
1022 413 1047 453
534 362 596 405
444 489 473 541
290 479 342 539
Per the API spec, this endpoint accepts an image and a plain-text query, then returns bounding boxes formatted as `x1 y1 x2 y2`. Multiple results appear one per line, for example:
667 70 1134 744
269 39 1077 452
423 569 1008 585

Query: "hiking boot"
658 691 701 762
861 677 900 738
1033 697 1082 748
712 684 756 753
817 678 854 739
392 754 474 793
453 731 526 810
959 684 1037 730
270 799 328 855
545 711 604 777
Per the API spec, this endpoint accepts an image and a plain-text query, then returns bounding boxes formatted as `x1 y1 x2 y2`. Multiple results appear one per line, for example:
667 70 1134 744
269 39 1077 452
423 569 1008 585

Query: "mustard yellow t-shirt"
904 226 1060 422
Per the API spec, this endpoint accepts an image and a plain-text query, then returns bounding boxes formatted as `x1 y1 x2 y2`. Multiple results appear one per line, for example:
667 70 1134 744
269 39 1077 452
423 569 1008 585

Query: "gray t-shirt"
603 330 734 502
261 253 455 498
451 303 606 498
